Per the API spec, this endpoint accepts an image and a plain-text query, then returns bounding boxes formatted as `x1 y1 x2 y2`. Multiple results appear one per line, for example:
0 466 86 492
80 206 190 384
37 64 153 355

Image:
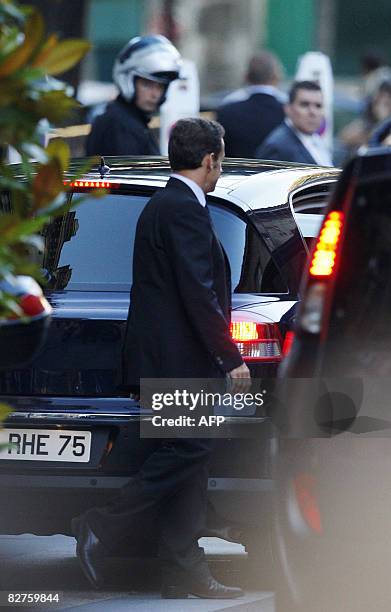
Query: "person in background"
255 80 333 166
359 51 391 101
86 35 181 156
340 79 391 155
216 51 286 158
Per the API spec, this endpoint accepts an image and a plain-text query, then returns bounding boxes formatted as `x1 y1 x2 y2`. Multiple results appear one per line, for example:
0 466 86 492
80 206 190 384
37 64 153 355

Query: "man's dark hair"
246 51 282 85
289 80 322 104
168 118 224 170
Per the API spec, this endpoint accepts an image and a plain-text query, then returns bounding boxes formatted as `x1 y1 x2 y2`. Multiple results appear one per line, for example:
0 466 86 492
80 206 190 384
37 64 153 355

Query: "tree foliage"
0 0 92 318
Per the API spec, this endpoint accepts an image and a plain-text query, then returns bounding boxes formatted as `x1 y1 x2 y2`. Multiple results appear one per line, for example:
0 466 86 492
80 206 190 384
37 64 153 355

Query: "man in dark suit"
256 80 333 166
72 118 249 599
216 51 286 158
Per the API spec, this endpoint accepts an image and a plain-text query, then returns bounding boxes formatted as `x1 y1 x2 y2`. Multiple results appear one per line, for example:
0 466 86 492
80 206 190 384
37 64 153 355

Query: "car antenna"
98 156 110 179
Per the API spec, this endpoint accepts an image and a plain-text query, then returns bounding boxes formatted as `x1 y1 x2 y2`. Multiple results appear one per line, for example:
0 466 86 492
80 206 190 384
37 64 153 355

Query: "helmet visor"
134 69 179 85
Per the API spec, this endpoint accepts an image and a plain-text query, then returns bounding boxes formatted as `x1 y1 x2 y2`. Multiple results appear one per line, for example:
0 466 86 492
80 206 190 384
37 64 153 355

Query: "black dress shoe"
71 515 106 589
161 566 243 599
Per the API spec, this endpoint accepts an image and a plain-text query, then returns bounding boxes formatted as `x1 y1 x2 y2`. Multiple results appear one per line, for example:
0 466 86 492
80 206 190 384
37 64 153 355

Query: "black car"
0 157 338 570
273 148 391 611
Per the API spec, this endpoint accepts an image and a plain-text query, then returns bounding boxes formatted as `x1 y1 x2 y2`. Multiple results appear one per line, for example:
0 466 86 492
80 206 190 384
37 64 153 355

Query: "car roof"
68 156 340 211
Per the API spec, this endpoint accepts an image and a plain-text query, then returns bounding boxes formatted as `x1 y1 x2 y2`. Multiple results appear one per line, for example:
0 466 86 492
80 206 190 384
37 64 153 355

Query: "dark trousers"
86 438 214 573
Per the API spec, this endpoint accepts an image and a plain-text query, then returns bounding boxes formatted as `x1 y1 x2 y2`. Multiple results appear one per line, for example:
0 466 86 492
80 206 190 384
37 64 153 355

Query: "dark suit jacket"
255 122 317 164
216 93 285 158
120 177 243 388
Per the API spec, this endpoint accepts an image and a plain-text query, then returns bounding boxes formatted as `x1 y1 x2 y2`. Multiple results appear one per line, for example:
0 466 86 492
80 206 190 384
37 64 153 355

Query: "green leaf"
21 142 48 163
46 139 70 172
15 66 45 82
0 10 44 76
18 234 44 251
0 443 15 451
0 174 27 193
0 107 37 145
4 260 43 280
0 2 26 24
0 291 23 318
0 403 11 422
0 25 21 54
26 89 79 123
32 158 64 211
36 191 67 216
0 214 48 244
31 33 58 68
66 157 98 182
32 38 91 75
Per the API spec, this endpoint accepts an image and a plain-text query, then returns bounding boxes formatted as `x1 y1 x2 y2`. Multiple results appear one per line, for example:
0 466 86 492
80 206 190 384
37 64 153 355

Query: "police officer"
86 35 182 156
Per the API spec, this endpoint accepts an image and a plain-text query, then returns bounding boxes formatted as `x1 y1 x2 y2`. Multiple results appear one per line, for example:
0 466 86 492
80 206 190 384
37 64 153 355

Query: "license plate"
0 429 91 462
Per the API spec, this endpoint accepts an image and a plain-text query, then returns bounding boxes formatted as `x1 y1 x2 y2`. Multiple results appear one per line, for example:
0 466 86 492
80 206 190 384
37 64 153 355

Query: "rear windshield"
42 191 287 293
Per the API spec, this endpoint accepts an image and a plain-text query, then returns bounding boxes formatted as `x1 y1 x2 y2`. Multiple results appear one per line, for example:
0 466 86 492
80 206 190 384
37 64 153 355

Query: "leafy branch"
0 0 92 317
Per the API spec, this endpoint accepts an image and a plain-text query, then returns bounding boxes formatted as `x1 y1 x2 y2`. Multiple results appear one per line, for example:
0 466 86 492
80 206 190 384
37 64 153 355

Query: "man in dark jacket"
73 118 249 599
216 51 285 158
256 80 333 166
86 35 181 156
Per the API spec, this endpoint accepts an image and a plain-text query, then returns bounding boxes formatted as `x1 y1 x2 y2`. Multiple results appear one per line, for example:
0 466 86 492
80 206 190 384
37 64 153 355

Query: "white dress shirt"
222 84 287 105
286 119 333 166
171 173 206 207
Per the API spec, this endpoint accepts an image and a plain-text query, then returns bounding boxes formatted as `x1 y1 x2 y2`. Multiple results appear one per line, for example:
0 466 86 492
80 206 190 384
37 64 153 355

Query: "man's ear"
202 152 212 172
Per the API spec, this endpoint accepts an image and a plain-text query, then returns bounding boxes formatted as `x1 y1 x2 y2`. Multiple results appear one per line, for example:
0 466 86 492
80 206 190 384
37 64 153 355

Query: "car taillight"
300 211 344 334
230 320 282 361
293 474 323 535
64 180 120 189
309 211 344 277
282 330 295 356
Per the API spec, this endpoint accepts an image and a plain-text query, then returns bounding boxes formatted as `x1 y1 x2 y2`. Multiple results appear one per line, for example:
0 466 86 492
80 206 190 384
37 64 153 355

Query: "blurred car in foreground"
0 157 338 572
273 148 391 611
0 275 52 368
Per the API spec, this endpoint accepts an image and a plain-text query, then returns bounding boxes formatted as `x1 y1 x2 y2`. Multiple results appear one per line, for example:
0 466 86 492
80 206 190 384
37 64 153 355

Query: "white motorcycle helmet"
113 35 182 104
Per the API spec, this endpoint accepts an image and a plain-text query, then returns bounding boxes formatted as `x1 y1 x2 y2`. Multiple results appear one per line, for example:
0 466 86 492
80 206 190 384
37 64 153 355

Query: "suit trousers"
86 438 214 572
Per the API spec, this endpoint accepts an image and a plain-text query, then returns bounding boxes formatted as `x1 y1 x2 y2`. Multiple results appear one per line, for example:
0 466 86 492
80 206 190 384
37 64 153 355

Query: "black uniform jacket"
120 177 243 389
255 121 317 164
86 96 160 157
217 92 285 158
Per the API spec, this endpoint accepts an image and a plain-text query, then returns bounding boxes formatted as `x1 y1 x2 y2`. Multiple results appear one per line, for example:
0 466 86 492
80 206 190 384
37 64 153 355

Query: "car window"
294 212 324 250
43 191 286 293
43 193 149 291
292 184 332 250
209 203 287 293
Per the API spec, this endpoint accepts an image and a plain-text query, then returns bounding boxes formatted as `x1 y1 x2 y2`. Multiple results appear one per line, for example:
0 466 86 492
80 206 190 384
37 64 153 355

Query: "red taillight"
230 321 282 361
309 210 344 277
282 330 295 356
293 474 323 535
64 180 120 189
230 321 258 341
